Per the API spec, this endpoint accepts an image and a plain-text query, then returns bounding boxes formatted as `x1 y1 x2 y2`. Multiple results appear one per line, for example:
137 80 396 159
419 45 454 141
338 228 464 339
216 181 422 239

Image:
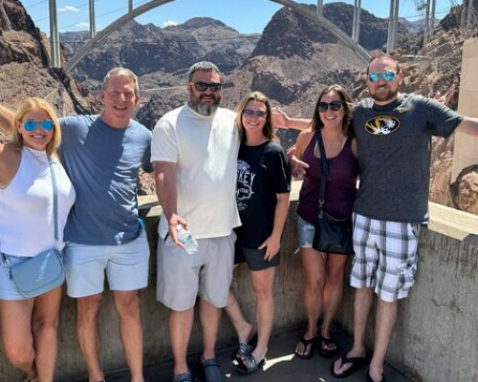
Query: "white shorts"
64 231 150 298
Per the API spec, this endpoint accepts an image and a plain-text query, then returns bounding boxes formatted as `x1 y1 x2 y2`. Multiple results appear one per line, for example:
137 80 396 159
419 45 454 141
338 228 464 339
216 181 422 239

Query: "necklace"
25 148 49 166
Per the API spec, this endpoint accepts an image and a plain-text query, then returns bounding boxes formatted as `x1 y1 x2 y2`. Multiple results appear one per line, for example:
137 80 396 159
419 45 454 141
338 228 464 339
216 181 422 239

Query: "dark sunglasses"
317 101 344 112
23 119 54 132
242 109 267 119
368 71 397 83
194 82 223 92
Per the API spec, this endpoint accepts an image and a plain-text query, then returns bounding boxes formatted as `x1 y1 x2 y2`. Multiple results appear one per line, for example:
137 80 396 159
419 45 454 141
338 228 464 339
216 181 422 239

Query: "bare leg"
321 254 348 351
224 291 254 344
199 299 221 361
113 290 144 382
332 287 374 375
0 299 36 379
368 299 398 382
250 267 275 362
169 308 194 375
76 294 104 382
31 286 63 382
295 247 326 356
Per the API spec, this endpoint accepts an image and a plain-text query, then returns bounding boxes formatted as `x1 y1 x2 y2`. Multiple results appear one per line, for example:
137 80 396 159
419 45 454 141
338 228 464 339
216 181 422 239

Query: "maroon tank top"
297 134 359 225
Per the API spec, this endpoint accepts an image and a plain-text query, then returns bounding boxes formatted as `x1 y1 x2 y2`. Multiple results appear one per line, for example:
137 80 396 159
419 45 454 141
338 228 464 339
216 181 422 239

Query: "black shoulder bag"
312 131 354 255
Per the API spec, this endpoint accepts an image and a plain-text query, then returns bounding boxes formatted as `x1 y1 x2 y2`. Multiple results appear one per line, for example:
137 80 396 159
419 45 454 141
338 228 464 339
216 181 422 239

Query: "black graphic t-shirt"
353 93 463 222
235 141 291 249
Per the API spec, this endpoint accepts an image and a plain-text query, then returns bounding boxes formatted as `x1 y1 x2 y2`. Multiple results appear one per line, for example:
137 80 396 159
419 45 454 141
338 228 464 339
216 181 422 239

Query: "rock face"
61 18 260 81
0 0 96 126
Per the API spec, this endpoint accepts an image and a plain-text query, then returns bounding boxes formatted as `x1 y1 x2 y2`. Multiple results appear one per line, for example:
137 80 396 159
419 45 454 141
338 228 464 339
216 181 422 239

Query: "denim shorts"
0 254 38 300
297 215 315 248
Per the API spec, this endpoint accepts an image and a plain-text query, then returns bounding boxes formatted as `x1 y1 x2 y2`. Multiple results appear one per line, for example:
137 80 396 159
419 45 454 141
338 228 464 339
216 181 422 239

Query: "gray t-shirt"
59 115 153 245
353 93 463 223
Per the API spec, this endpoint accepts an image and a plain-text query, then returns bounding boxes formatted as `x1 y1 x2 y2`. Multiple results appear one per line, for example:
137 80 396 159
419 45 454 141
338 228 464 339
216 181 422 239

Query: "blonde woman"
0 98 75 382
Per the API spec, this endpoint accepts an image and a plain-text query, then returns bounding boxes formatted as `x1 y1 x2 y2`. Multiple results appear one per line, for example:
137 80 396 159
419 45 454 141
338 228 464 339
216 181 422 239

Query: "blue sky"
23 0 463 35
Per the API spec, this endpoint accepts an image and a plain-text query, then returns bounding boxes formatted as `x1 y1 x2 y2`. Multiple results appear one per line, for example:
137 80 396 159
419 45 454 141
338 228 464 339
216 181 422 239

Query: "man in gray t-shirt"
331 53 478 382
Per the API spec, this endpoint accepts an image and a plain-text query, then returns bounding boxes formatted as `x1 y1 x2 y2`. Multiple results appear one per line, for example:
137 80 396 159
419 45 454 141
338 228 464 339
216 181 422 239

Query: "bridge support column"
49 0 60 68
317 0 323 16
386 0 399 53
352 0 361 42
129 0 134 12
89 0 96 38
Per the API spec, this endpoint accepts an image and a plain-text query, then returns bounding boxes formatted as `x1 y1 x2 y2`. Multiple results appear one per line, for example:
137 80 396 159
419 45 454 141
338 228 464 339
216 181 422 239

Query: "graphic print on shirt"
236 159 256 212
364 115 400 135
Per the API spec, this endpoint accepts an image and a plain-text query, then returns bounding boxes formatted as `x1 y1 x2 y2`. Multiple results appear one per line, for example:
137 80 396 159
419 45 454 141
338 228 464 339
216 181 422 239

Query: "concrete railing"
1 184 477 381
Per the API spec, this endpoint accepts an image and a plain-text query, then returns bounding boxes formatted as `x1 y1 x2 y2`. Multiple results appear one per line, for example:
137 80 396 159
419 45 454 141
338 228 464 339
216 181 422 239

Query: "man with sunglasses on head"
151 61 240 382
0 67 152 382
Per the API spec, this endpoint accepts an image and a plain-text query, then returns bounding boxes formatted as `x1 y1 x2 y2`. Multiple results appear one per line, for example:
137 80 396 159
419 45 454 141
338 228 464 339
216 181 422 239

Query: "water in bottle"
177 225 199 255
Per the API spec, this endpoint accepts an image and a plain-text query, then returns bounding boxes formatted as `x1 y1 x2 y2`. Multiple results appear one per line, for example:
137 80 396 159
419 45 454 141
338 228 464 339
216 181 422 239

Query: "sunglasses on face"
23 119 54 132
242 109 268 119
317 100 344 112
193 82 223 92
368 71 397 83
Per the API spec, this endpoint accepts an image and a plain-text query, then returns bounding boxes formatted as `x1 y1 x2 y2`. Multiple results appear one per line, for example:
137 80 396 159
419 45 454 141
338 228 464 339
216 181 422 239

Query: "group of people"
0 54 477 382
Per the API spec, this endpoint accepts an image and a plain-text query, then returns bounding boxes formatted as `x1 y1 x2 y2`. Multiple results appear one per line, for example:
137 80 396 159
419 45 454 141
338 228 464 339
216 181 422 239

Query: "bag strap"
315 131 329 215
48 157 60 248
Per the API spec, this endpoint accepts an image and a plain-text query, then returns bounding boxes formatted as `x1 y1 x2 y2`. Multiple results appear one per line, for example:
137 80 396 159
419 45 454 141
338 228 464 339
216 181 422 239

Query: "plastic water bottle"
176 225 198 255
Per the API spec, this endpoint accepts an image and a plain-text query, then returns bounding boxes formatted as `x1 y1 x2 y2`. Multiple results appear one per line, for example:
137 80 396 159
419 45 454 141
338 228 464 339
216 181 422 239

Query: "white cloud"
163 20 178 27
75 21 90 28
58 5 80 13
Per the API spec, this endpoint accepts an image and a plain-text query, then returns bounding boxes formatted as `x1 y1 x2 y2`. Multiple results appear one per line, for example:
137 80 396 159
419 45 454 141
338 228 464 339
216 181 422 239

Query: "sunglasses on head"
193 82 223 92
317 100 344 112
23 119 54 132
242 109 267 119
368 71 397 83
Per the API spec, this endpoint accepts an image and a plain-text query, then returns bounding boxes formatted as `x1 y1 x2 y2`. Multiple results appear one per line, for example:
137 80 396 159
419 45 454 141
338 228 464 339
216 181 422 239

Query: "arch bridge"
46 0 440 71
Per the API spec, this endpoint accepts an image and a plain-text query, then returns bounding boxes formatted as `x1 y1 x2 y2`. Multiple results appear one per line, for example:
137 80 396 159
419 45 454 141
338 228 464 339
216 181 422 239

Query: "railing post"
129 0 134 12
49 0 60 68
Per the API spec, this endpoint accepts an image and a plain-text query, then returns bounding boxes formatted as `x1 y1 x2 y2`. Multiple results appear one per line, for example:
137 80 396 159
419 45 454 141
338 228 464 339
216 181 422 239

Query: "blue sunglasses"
23 120 54 132
368 71 397 83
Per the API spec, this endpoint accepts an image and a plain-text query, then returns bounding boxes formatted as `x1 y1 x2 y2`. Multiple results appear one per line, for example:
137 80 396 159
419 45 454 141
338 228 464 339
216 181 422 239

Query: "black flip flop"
235 353 266 375
330 353 369 379
318 335 339 358
294 336 317 359
366 370 387 382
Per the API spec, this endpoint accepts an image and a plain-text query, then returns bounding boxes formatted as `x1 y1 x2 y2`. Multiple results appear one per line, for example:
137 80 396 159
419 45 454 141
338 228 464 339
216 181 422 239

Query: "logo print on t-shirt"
364 116 400 135
236 160 256 212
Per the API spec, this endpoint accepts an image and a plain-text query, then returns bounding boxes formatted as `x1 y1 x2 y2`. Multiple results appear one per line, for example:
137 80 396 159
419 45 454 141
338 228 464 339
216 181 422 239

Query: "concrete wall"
1 200 477 381
452 37 478 180
337 203 478 382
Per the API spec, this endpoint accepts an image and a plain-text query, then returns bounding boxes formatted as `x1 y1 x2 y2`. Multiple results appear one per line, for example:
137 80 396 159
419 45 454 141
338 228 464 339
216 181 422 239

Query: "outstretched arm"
273 108 310 130
456 117 478 137
0 104 15 133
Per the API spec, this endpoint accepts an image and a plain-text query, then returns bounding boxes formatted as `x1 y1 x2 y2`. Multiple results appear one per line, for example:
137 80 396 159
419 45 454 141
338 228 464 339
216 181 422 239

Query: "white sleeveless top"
0 147 76 257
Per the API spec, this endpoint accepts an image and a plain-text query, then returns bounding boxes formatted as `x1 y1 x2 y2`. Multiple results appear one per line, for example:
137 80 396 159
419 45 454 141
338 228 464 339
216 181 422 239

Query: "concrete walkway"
102 328 412 382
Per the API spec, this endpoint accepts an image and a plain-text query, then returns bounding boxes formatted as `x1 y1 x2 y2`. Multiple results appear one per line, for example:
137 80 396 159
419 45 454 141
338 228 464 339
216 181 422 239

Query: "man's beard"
190 93 221 116
370 85 399 103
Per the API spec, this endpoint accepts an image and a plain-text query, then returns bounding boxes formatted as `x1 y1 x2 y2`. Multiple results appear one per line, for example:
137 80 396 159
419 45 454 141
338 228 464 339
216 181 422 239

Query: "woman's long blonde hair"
10 97 62 158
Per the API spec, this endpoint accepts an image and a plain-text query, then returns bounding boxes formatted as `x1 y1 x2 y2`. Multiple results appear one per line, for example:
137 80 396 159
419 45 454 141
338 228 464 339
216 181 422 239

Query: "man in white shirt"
151 61 240 382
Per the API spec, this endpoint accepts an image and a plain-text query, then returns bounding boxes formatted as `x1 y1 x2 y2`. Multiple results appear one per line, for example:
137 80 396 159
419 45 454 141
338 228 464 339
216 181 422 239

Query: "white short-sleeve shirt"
151 104 241 239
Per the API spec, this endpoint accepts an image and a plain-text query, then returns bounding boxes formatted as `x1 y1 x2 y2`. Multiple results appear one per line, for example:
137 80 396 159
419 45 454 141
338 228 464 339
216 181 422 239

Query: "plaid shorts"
350 213 421 302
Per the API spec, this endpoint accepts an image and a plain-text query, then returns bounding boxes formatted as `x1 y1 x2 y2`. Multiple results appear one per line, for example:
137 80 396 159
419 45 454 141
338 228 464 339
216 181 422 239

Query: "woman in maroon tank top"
293 85 359 359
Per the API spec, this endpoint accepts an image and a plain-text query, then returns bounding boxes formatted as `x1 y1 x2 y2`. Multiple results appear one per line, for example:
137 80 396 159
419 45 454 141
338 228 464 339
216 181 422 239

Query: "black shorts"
234 245 280 271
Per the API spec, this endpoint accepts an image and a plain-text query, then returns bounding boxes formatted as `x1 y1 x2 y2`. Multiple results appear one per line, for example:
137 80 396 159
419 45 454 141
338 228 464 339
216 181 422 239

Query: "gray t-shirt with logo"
352 93 463 223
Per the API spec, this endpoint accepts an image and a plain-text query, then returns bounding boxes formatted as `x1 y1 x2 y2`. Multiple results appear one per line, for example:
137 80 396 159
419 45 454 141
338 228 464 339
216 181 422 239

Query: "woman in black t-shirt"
225 92 291 375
